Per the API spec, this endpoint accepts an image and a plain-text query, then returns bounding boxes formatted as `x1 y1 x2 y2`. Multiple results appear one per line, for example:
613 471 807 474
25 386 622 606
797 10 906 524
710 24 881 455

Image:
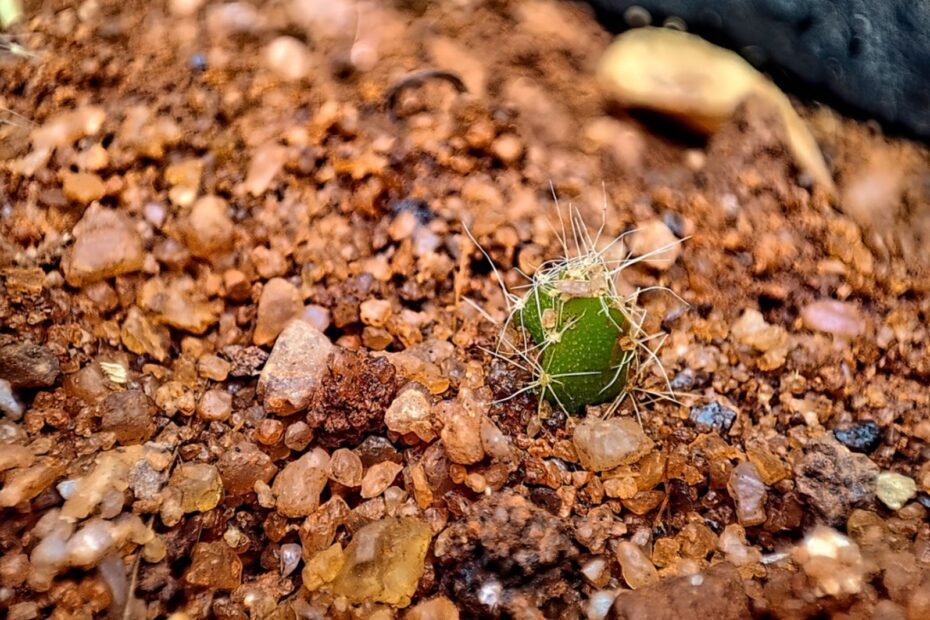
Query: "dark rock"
0 341 61 388
434 491 581 618
306 348 397 447
99 389 157 444
689 401 737 433
612 562 750 620
794 436 879 525
833 420 881 453
223 345 269 378
586 1 930 139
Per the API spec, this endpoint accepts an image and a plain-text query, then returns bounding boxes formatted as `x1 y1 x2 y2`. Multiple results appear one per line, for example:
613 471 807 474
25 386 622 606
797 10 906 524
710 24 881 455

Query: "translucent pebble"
615 541 659 589
727 461 768 526
361 461 403 499
718 524 762 566
327 448 363 487
360 299 393 327
480 417 513 462
627 219 681 270
184 541 242 591
168 463 223 513
801 300 865 338
0 445 34 473
253 278 302 346
181 195 234 258
573 417 653 472
264 36 311 81
197 354 230 381
279 543 302 577
331 517 433 606
197 388 232 422
273 448 329 517
437 401 484 465
62 207 144 287
65 519 114 567
0 459 64 508
405 596 461 620
385 386 434 441
587 590 618 620
302 542 345 592
792 526 865 596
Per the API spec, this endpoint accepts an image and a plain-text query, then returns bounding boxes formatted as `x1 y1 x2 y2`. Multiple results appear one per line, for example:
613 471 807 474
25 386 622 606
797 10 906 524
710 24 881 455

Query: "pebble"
615 541 659 589
244 143 288 196
169 463 223 513
197 354 230 381
0 445 34 473
792 526 865 596
833 420 882 453
361 461 403 499
875 472 917 510
120 306 171 362
217 442 277 496
327 448 363 487
272 448 329 517
196 388 232 422
718 524 762 567
612 562 750 620
62 171 105 204
254 277 303 346
794 437 879 525
258 320 334 415
184 541 242 591
572 417 653 472
727 461 768 526
99 389 157 445
437 400 484 465
490 133 524 164
331 517 433 607
302 542 345 592
405 596 461 620
360 299 393 327
801 299 866 339
627 219 681 271
284 421 313 451
385 386 434 441
62 207 144 287
0 459 64 507
264 36 311 81
169 0 205 17
0 341 61 389
301 304 331 333
0 380 26 417
689 401 737 433
730 309 790 370
181 195 235 259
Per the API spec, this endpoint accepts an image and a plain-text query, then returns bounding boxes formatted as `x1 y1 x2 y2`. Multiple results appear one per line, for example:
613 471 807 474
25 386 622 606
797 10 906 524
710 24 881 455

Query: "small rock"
244 143 288 196
0 342 60 389
302 542 345 592
612 562 750 620
169 463 223 513
254 278 303 346
284 421 313 451
490 134 523 164
184 541 242 591
727 461 768 526
385 386 434 441
181 195 235 259
264 36 311 81
197 389 232 422
301 304 331 333
875 472 917 511
258 321 334 415
689 401 737 433
197 354 230 382
273 448 329 517
404 596 460 620
62 171 105 204
120 307 171 362
573 416 653 472
62 207 144 287
0 459 64 507
0 379 24 418
437 401 484 465
802 300 865 339
360 299 393 327
217 442 276 496
331 517 433 607
615 541 659 589
361 461 403 499
99 389 156 445
169 0 205 17
833 420 882 453
794 437 879 525
718 524 762 567
627 219 681 271
792 526 865 596
730 308 790 370
327 448 363 487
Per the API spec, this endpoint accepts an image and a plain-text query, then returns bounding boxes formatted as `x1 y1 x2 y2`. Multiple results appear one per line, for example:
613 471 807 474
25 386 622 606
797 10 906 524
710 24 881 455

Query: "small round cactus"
483 208 677 416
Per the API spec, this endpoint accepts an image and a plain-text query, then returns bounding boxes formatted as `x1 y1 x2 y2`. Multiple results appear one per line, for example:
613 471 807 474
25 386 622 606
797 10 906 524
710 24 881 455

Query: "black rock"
689 401 737 433
585 1 930 139
833 420 882 453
